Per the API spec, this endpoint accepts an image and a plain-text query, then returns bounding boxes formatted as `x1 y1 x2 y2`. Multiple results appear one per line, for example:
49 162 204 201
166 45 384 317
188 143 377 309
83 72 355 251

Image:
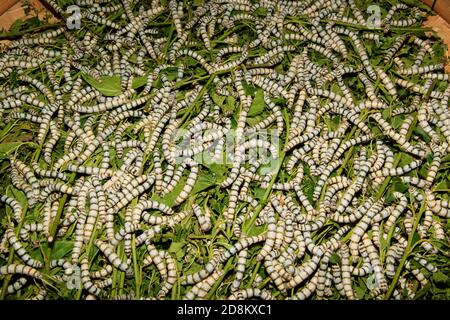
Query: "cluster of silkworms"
0 0 449 300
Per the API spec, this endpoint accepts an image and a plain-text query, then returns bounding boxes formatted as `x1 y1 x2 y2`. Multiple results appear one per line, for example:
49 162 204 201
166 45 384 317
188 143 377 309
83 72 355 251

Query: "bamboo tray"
0 0 55 30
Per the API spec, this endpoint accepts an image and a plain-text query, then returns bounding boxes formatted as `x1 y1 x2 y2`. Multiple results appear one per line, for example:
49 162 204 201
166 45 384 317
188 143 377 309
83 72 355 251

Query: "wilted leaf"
132 76 147 89
8 187 27 208
433 271 450 284
0 142 24 158
51 241 74 260
204 163 229 182
82 74 122 96
190 172 216 194
168 241 185 253
355 278 367 299
212 92 226 106
242 81 256 96
248 90 265 117
224 95 236 113
330 253 341 264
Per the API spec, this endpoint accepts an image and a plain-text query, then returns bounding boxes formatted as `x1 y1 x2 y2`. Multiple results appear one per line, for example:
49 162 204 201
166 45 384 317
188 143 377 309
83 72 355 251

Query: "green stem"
243 150 286 234
111 209 127 298
0 23 64 39
0 203 28 300
257 277 272 290
177 74 216 128
44 172 77 273
205 258 234 299
385 200 426 299
0 121 18 143
243 108 290 234
132 234 141 299
335 110 369 176
246 261 261 289
118 244 126 296
49 176 76 239
131 198 141 299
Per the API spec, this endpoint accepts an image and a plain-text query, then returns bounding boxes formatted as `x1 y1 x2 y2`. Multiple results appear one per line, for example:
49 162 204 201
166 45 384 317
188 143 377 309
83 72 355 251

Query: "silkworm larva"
192 204 212 232
230 248 248 292
228 287 276 300
340 244 356 300
362 234 388 294
158 251 177 298
184 269 224 300
0 195 23 223
0 264 42 279
80 257 101 296
89 265 113 279
287 255 321 289
182 235 265 285
145 242 168 283
289 275 318 300
256 206 276 261
0 277 27 295
95 240 131 273
5 229 43 269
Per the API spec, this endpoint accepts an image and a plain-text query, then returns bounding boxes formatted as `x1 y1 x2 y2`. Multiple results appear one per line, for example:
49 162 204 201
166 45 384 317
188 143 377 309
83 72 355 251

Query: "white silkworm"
95 240 131 273
5 229 43 269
